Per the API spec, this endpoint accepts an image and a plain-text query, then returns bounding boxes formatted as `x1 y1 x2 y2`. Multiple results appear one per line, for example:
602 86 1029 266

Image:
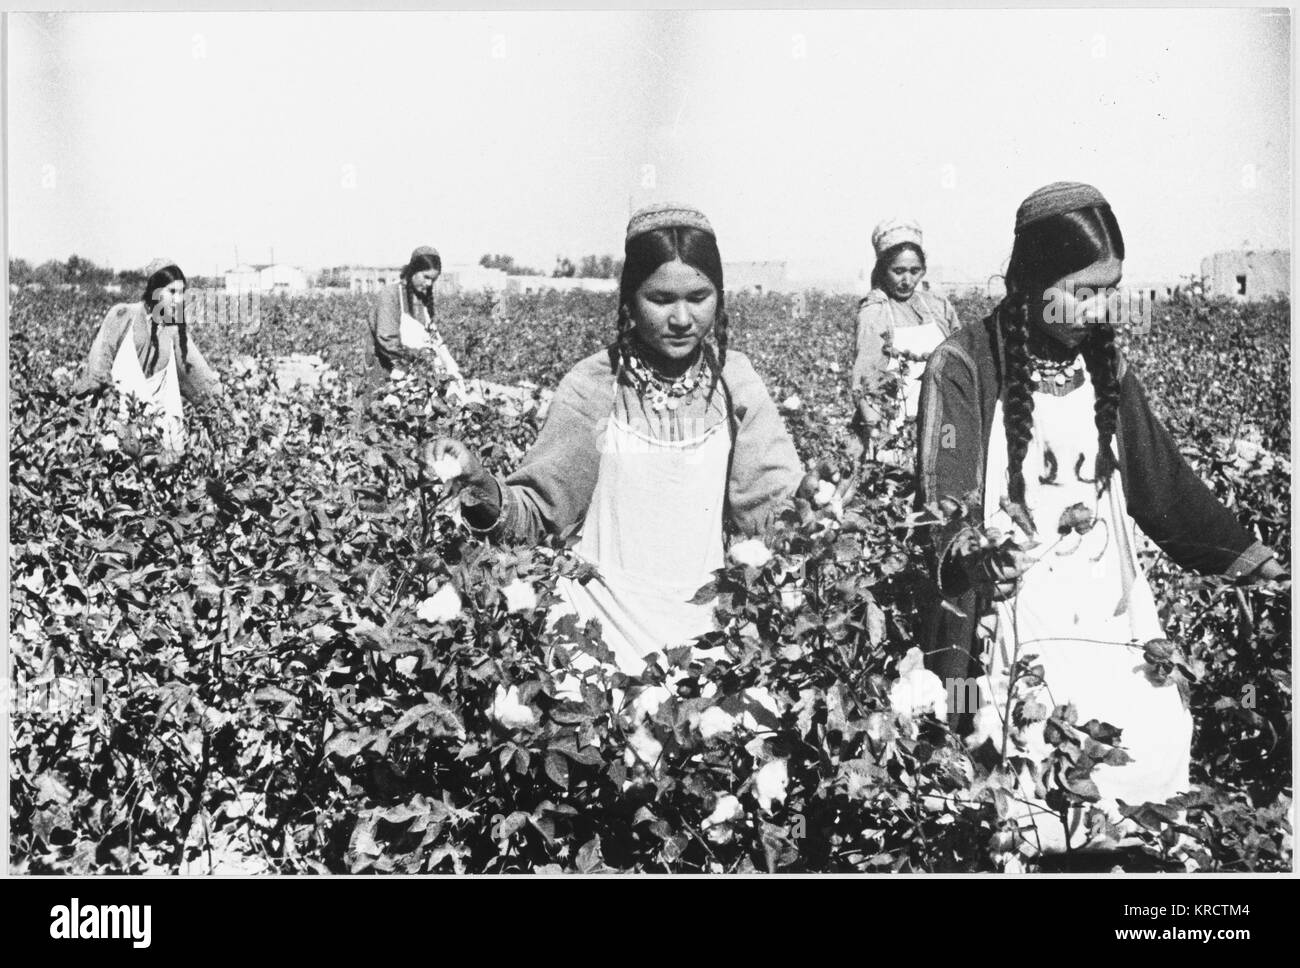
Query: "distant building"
1200 250 1289 301
225 263 308 292
504 275 618 295
724 261 787 294
346 267 403 294
437 266 509 293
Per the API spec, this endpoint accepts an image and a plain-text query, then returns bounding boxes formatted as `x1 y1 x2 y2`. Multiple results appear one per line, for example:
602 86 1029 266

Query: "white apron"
887 318 946 422
552 414 731 674
110 322 185 453
875 314 946 465
975 370 1192 853
398 293 464 386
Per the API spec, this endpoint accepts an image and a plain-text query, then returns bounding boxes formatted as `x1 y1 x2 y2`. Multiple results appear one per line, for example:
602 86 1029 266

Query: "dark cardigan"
914 314 1274 685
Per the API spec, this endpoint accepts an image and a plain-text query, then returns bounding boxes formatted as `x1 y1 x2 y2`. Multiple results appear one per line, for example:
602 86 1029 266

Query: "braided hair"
618 225 726 392
141 264 189 375
998 205 1125 510
400 250 441 321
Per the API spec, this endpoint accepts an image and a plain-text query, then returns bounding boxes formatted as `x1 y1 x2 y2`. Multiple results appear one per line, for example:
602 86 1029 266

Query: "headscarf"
871 218 923 258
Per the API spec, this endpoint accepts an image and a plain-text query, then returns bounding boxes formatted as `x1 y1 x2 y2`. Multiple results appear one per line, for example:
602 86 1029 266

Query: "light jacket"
367 282 442 384
73 302 222 401
481 346 804 544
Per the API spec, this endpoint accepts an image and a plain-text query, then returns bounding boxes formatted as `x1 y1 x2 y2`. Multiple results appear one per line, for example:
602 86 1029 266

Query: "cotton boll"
730 538 772 568
781 394 802 412
624 724 663 767
490 685 539 730
890 667 948 719
813 480 836 507
99 433 120 453
501 578 537 613
631 685 672 722
432 453 464 483
417 583 462 623
699 705 737 740
702 794 743 829
754 758 789 812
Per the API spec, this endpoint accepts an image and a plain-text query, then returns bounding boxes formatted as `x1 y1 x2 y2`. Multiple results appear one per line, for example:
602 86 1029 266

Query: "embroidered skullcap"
626 202 715 243
404 246 441 276
871 218 923 257
1014 182 1110 234
144 257 182 279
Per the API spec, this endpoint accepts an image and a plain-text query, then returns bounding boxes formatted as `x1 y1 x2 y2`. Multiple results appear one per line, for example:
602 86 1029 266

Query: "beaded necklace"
621 344 707 413
1029 352 1085 392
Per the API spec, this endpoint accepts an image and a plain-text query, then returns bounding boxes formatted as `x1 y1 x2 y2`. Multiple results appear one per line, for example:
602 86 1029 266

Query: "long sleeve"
72 304 134 396
174 328 223 402
722 351 804 537
369 285 410 374
1116 367 1273 578
486 353 616 544
915 337 988 684
851 298 891 397
916 339 986 595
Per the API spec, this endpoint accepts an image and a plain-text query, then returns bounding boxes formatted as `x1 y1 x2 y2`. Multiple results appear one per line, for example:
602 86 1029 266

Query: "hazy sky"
7 7 1291 284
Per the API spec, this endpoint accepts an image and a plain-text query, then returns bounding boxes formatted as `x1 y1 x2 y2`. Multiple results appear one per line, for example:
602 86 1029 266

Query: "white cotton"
730 538 772 568
431 453 464 483
490 685 539 730
699 706 737 740
702 794 743 829
754 758 790 812
624 724 663 768
501 579 537 613
417 583 462 623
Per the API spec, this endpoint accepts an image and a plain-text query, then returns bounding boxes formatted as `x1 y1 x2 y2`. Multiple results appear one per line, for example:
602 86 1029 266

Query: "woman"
429 202 805 673
916 182 1284 854
73 257 222 453
367 245 464 387
852 218 962 459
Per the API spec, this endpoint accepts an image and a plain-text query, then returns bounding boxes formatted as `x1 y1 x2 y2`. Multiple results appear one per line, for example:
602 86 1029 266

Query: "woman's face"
410 269 440 293
631 259 718 367
883 250 925 301
1033 256 1123 348
150 278 186 325
151 278 185 306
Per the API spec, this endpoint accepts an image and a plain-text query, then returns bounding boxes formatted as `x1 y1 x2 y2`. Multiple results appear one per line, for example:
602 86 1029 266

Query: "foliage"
7 286 1291 874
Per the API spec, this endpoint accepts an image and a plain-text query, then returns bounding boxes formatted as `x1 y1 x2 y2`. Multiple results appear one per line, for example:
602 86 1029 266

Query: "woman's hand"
424 438 501 526
946 529 1034 601
796 461 849 508
967 545 1034 601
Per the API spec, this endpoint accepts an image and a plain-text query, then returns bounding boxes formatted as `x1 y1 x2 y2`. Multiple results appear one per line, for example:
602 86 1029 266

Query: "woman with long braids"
851 218 962 461
366 245 464 387
916 182 1284 855
73 257 223 452
427 202 806 673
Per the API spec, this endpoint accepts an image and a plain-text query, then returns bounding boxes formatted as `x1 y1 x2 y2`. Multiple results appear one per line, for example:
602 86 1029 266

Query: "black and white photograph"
3 2 1292 890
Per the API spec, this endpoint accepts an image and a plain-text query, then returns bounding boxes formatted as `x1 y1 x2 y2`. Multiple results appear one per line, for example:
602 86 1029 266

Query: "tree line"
479 253 623 279
8 256 220 290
